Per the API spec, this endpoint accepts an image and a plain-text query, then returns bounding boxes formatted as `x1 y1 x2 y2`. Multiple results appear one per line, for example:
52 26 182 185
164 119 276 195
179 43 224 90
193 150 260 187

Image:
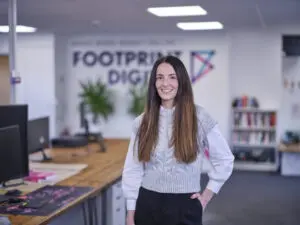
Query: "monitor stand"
30 148 52 162
83 118 106 152
40 148 52 162
97 132 106 152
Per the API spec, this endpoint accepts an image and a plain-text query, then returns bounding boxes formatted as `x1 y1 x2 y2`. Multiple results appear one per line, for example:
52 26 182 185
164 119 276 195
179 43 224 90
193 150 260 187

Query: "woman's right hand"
126 210 135 225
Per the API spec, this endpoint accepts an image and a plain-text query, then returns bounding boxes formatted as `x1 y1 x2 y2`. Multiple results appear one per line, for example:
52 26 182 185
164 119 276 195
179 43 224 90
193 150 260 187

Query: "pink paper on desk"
25 170 56 182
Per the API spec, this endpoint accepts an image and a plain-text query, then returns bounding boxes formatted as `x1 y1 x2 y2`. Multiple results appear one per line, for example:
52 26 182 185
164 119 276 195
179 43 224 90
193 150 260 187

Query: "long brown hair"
136 55 199 164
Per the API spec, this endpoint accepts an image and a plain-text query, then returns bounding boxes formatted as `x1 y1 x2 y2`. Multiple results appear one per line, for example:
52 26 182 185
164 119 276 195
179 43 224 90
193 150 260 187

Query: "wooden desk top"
8 139 130 225
278 143 300 153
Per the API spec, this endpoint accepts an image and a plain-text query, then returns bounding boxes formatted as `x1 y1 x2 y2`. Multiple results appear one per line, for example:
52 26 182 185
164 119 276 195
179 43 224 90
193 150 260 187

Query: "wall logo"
72 49 216 85
72 50 182 86
190 50 215 84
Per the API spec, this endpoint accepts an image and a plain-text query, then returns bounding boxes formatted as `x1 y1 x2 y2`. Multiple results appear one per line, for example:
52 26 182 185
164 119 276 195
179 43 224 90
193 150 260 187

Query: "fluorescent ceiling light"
177 22 223 30
147 5 207 17
0 25 37 33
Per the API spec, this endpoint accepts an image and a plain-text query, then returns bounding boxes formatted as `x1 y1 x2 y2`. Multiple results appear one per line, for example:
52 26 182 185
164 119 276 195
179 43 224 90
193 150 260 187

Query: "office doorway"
0 55 10 104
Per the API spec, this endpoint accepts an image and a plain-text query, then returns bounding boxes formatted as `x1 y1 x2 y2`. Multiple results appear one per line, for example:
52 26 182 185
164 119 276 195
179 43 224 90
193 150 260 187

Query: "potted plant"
128 79 148 117
78 78 115 127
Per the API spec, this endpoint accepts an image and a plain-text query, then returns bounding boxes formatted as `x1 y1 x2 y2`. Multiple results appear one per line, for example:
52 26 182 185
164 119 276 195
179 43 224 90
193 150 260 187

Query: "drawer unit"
106 180 126 225
112 180 123 199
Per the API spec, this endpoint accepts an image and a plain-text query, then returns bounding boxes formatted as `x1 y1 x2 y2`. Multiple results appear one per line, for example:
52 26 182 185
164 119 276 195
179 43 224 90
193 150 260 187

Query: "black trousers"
134 187 203 225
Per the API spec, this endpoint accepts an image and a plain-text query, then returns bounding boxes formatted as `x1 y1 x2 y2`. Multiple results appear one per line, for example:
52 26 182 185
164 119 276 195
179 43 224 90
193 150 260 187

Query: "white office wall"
281 56 300 132
0 33 56 137
65 34 230 139
228 30 282 109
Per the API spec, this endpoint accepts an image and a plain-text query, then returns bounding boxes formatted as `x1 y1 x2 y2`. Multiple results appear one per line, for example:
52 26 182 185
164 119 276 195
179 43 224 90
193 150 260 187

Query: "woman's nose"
162 78 169 85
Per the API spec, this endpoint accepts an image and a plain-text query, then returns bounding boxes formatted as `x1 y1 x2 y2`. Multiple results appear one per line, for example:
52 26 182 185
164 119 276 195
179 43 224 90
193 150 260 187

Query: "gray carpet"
201 171 300 225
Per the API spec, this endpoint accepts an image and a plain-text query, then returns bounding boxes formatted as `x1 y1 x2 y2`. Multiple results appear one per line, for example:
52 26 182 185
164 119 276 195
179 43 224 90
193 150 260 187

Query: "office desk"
278 143 300 176
278 143 300 153
7 139 129 225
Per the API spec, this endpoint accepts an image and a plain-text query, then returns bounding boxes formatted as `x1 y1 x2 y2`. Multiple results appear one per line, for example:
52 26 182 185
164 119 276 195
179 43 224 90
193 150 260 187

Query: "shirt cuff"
206 179 222 194
126 199 137 210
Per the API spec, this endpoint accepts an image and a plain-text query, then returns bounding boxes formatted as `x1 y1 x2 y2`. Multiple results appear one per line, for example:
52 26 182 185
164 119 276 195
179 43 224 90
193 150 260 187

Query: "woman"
122 55 234 225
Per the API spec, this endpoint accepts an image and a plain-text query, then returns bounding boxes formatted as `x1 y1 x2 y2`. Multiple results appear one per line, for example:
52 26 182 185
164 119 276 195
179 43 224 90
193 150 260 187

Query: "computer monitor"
0 104 29 182
0 125 24 186
28 116 51 161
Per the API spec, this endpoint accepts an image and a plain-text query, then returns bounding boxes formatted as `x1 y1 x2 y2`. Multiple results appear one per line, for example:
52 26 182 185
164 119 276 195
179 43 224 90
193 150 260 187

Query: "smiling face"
155 62 179 108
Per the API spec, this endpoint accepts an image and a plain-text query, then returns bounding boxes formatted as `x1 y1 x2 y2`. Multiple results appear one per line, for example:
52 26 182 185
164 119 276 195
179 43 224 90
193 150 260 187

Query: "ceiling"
0 0 300 34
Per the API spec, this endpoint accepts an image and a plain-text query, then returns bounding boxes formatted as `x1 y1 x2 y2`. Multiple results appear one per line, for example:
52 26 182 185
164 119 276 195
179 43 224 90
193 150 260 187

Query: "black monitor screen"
0 125 24 183
0 104 29 180
28 116 49 154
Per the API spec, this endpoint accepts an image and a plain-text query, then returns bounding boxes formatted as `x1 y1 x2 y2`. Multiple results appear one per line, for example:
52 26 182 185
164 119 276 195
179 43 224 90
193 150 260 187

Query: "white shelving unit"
231 107 279 172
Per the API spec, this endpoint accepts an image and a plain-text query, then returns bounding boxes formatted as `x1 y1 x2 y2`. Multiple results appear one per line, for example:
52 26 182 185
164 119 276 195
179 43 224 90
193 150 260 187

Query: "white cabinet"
281 152 300 176
106 180 126 225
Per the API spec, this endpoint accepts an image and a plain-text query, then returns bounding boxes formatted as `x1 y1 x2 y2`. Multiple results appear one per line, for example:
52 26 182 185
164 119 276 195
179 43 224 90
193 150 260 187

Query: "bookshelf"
231 107 279 171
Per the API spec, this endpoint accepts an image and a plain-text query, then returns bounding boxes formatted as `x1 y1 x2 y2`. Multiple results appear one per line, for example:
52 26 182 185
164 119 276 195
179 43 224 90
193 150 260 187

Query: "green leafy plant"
79 78 115 124
128 80 148 117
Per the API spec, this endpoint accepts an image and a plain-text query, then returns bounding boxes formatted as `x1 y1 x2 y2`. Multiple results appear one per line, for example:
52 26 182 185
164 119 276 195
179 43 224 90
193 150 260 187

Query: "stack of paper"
4 163 88 193
28 162 88 184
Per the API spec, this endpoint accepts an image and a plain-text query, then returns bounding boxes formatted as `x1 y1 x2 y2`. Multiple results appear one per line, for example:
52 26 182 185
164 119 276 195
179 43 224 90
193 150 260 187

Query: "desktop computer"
0 104 29 181
28 116 51 161
0 125 24 185
0 125 25 202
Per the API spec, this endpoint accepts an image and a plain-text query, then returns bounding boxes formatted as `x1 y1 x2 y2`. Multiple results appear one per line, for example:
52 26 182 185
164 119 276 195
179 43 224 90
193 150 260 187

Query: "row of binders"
233 111 276 129
232 131 276 146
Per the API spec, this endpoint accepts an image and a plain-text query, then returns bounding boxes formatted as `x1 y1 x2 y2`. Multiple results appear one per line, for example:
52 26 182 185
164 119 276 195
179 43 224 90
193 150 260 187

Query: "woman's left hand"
190 193 208 210
190 188 214 210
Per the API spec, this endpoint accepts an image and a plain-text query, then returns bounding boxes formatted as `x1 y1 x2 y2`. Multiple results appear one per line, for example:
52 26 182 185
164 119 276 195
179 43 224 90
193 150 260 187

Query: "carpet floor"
201 171 300 225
